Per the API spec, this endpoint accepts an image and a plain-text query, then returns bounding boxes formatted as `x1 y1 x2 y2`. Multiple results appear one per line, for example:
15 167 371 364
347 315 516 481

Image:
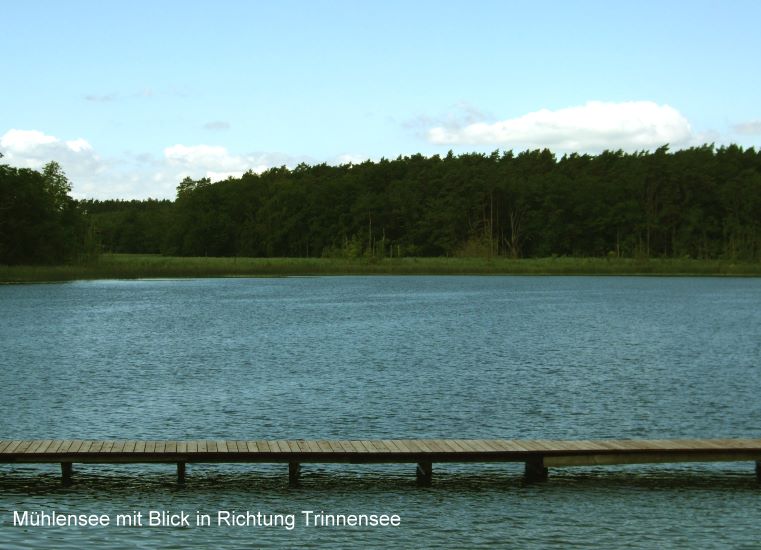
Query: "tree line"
0 156 93 264
87 145 761 261
3 145 761 265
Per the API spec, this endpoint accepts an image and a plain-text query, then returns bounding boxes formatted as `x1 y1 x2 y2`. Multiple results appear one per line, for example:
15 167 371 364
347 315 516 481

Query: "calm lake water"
1 276 760 549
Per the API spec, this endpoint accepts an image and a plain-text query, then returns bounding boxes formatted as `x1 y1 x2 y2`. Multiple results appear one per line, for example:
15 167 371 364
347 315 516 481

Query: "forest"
0 156 92 264
2 145 761 265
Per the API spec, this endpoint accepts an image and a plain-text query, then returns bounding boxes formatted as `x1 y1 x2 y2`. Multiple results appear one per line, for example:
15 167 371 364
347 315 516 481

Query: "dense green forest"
2 145 761 265
85 145 761 261
0 156 92 264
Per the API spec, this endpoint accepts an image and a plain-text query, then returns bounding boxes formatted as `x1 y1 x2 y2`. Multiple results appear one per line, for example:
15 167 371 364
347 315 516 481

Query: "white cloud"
165 144 243 172
66 138 93 153
0 130 311 199
1 129 59 152
1 129 169 199
1 129 402 200
427 101 696 152
334 153 371 165
732 120 761 136
403 101 494 140
1 129 95 159
163 144 303 182
206 170 245 181
203 120 231 131
0 129 103 185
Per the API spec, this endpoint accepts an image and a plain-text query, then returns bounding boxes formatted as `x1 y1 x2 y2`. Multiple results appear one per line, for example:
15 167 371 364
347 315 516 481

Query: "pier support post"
524 458 548 482
416 462 433 486
756 461 760 481
288 462 301 485
177 462 186 483
61 462 73 485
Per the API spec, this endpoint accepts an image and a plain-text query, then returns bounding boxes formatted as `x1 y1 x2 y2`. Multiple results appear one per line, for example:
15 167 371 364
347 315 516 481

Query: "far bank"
2 254 761 283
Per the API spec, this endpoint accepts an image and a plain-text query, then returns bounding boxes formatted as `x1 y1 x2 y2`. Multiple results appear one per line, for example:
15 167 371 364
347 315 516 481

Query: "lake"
1 276 760 548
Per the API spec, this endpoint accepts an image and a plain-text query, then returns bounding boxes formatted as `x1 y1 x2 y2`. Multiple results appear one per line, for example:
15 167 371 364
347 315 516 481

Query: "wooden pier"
1 438 760 485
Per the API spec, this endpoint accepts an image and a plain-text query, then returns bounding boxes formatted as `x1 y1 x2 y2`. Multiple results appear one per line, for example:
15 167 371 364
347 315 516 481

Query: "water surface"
1 276 760 548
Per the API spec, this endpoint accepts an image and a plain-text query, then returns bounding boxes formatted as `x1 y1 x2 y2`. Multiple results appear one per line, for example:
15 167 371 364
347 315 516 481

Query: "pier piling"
416 462 432 486
289 462 301 485
61 462 73 484
524 458 548 482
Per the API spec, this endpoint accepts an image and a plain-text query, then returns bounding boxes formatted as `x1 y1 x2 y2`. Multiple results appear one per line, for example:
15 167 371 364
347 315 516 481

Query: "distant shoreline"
2 254 761 283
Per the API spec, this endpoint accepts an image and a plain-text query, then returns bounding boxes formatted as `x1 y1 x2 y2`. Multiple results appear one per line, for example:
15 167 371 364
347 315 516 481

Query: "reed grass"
2 254 761 283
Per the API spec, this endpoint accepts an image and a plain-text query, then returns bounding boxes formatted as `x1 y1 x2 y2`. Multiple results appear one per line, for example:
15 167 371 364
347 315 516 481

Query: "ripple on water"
1 276 761 548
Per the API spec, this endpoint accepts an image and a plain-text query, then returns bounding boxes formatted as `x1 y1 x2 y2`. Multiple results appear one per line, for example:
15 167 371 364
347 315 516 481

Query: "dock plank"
426 440 452 453
293 440 309 453
462 440 490 453
45 440 65 454
345 441 365 453
315 440 333 453
26 440 50 454
334 440 355 453
367 440 389 453
383 440 403 452
15 441 34 453
379 439 403 453
323 441 342 453
8 440 26 453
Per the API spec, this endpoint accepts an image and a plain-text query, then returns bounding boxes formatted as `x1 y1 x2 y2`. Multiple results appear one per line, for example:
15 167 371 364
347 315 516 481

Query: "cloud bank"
0 129 106 186
164 144 301 182
732 120 761 136
427 101 695 151
1 129 94 158
0 129 312 199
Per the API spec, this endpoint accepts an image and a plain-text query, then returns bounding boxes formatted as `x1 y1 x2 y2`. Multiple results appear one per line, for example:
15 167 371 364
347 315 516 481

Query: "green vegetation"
2 254 761 283
3 145 761 282
84 145 761 262
0 157 93 264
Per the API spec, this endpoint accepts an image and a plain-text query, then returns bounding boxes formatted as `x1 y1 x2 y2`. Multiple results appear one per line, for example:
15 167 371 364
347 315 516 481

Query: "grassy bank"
2 254 761 282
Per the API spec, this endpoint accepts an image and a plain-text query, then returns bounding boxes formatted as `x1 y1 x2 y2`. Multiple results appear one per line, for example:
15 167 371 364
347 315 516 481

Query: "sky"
2 0 760 200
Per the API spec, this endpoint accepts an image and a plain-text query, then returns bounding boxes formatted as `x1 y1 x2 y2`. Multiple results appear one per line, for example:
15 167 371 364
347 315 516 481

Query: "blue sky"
2 0 760 199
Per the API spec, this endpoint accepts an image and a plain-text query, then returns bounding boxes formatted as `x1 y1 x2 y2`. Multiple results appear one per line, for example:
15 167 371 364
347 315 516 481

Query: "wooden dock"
1 438 760 485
